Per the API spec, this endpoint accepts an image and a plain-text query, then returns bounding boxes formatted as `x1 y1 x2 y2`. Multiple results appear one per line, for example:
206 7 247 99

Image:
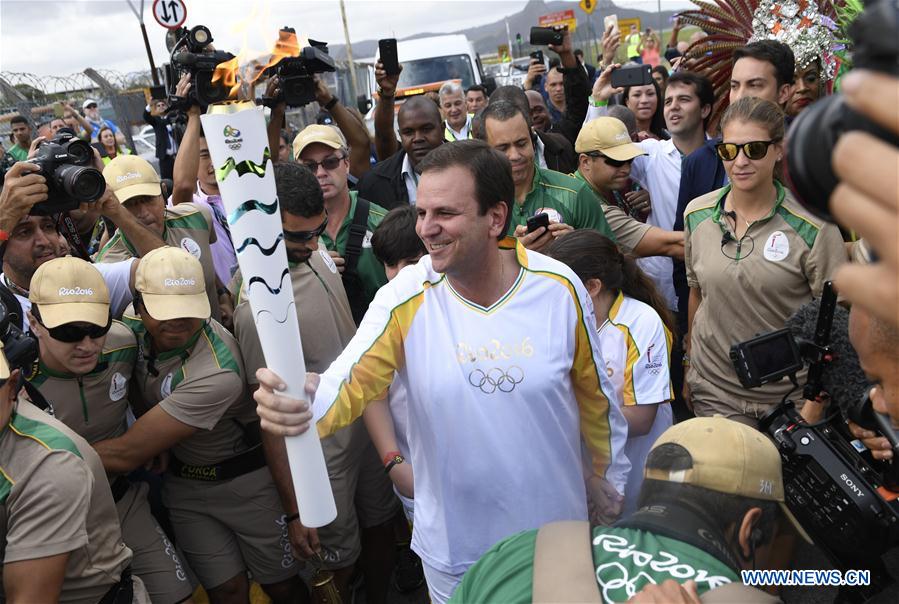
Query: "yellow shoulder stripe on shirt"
316 280 437 437
528 268 614 479
540 182 579 196
608 295 640 407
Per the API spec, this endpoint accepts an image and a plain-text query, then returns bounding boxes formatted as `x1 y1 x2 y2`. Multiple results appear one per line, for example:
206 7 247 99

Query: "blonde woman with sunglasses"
681 97 845 426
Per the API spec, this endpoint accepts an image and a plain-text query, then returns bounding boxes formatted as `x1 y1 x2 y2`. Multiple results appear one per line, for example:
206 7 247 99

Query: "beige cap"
645 417 812 543
135 247 210 321
575 117 647 161
292 124 347 159
103 155 162 203
29 257 110 328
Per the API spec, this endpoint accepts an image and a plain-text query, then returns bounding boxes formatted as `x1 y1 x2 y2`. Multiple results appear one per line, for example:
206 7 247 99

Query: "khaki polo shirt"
123 317 257 466
319 191 388 309
573 170 651 254
684 183 846 406
96 202 221 320
233 246 356 376
0 399 132 603
506 167 616 242
28 321 137 445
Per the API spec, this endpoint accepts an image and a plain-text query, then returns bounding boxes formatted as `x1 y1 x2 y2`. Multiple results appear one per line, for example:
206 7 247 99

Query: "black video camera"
0 298 37 376
167 25 236 108
786 0 899 221
262 28 336 108
27 129 105 215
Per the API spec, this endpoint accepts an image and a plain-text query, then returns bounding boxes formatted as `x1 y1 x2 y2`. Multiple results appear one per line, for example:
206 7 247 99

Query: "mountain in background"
329 0 679 61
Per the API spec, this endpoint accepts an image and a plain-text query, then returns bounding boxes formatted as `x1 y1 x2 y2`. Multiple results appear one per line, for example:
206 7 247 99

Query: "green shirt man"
506 166 616 241
451 525 738 603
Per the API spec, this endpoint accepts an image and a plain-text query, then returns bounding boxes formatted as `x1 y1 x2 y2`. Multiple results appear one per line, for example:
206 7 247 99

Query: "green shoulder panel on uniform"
121 314 145 337
367 201 388 231
99 321 139 366
685 205 716 233
94 231 124 262
201 323 241 375
776 205 820 249
536 168 581 200
165 207 210 232
0 469 11 505
8 413 83 459
26 370 48 388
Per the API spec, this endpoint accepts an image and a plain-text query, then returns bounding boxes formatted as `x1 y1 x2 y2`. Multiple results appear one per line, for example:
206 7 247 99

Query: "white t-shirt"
597 293 673 516
3 258 134 332
313 238 630 576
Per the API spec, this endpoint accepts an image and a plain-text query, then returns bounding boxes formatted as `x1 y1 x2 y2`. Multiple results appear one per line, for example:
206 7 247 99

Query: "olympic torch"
201 101 336 527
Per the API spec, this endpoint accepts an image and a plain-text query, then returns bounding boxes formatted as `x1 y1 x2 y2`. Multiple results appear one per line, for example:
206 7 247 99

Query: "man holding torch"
254 140 631 603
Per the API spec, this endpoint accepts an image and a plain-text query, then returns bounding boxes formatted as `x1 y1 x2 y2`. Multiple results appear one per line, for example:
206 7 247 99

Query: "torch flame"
210 27 308 101
212 56 242 100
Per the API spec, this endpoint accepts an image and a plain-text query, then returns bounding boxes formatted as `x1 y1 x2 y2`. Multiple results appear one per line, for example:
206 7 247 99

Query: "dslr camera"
167 25 236 108
732 283 899 600
27 129 105 215
261 27 336 108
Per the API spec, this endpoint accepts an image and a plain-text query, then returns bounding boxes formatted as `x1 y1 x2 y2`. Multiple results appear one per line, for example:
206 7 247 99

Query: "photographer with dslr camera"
0 144 165 331
0 304 150 602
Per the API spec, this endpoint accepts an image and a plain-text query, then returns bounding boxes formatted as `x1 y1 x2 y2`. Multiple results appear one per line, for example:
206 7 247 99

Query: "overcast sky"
0 0 693 78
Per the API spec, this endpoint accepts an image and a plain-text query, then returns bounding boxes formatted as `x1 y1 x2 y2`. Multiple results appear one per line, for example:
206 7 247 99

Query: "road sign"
153 0 187 30
618 18 642 43
539 9 577 33
580 0 596 15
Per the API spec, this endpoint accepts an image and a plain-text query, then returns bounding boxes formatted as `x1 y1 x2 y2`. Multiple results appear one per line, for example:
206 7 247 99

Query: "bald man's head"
398 96 445 166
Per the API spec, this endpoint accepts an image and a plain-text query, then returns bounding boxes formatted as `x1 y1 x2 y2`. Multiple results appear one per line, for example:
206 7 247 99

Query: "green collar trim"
712 181 786 225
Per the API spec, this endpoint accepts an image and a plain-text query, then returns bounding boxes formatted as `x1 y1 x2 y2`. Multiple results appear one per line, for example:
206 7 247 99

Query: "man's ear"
737 506 764 559
488 202 510 240
777 83 794 107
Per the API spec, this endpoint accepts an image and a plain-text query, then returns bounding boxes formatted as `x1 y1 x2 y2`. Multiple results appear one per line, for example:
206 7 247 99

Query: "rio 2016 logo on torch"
223 125 243 150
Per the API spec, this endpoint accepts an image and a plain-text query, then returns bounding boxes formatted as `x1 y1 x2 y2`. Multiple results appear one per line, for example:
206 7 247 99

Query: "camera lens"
65 139 93 165
57 165 105 203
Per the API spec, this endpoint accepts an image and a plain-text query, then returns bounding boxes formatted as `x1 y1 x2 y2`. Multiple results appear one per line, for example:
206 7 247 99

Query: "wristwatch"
383 451 405 474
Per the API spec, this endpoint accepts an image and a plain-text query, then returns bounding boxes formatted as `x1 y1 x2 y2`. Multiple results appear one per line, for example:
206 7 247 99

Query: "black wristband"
323 97 339 111
285 512 300 524
384 454 405 475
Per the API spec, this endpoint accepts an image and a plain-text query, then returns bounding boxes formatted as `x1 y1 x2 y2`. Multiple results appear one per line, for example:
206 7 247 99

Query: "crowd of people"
0 0 897 602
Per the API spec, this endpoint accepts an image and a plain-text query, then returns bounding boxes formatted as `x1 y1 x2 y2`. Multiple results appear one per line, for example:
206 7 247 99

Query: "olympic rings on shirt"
468 366 525 394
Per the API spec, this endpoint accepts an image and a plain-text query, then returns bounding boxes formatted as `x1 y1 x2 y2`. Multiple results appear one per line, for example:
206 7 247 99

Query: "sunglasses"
715 140 780 161
283 215 328 242
301 154 346 172
37 316 112 343
585 151 633 168
85 104 97 109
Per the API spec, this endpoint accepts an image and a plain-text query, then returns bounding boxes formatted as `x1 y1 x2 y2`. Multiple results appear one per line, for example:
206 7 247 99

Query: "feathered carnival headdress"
678 0 846 118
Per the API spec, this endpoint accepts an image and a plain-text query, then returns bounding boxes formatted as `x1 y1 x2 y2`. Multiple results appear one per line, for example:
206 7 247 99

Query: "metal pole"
127 0 160 86
658 0 664 37
339 0 359 102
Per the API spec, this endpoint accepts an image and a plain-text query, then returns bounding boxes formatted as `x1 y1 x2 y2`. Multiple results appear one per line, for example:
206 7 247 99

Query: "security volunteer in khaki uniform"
91 247 302 601
25 257 193 603
684 182 845 421
0 342 150 603
98 155 222 321
232 161 399 594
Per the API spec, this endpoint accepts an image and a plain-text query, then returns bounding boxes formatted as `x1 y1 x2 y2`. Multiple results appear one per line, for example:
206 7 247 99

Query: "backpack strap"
532 521 602 603
344 196 370 274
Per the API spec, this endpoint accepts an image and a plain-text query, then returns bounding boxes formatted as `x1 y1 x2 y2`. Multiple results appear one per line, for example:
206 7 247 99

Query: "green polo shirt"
319 191 388 307
7 144 28 162
451 525 739 603
506 167 616 242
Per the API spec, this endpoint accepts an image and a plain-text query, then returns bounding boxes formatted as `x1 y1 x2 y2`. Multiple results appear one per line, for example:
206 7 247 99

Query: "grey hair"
438 81 464 101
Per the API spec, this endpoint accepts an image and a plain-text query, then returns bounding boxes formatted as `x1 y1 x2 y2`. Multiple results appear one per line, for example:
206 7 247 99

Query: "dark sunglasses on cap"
33 310 112 343
715 139 780 161
283 214 328 242
585 151 633 168
85 104 98 109
301 154 346 172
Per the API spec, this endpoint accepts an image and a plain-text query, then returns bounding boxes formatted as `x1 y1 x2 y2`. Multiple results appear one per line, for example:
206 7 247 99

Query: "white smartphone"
604 14 619 39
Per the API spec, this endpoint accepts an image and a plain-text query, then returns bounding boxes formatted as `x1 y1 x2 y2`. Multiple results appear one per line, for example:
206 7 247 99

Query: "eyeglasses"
85 104 97 109
283 215 328 242
301 154 346 172
36 315 112 343
715 140 780 161
585 151 633 168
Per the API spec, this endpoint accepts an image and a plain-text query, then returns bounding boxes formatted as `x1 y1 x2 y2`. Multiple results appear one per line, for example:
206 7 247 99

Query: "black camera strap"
57 212 91 261
616 502 743 573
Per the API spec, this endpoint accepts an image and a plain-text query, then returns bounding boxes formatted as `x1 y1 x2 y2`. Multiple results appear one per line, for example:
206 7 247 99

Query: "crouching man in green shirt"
451 417 806 603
